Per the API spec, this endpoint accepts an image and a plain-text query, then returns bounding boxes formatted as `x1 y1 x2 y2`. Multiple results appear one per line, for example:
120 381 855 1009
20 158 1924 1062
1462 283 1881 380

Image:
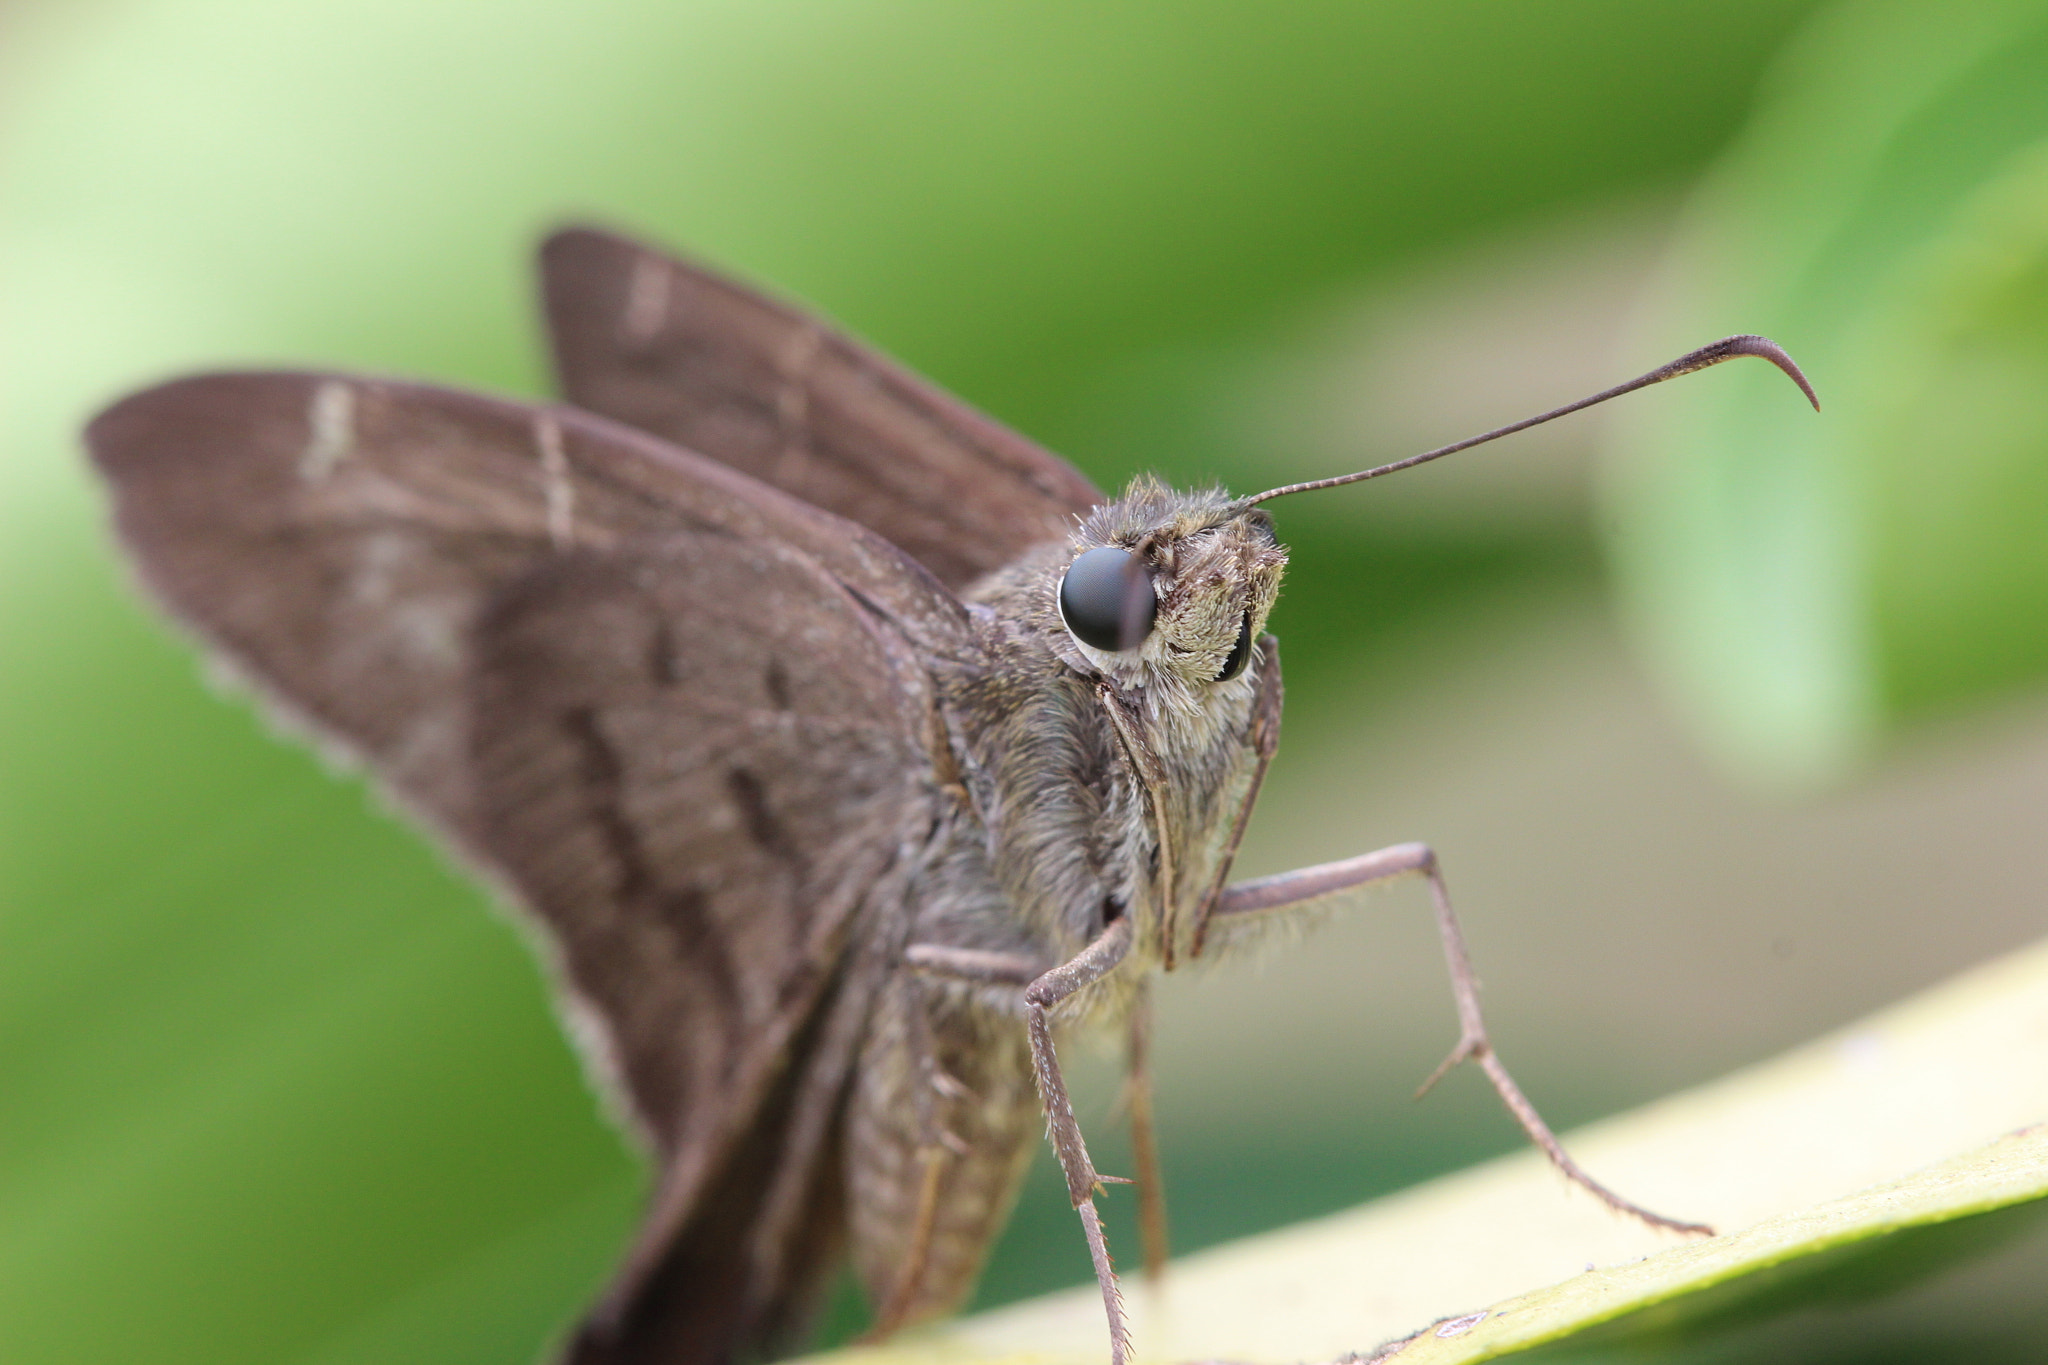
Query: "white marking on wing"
772 321 825 485
775 322 823 429
536 413 575 550
298 381 355 482
622 252 671 344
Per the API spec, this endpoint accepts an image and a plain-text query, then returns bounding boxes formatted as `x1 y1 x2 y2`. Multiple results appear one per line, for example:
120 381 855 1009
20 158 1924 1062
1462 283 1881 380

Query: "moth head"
1056 336 1820 696
1058 478 1285 695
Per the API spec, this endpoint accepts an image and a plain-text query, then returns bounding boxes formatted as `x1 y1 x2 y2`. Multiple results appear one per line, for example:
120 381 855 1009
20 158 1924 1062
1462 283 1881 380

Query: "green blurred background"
5 2 2048 1361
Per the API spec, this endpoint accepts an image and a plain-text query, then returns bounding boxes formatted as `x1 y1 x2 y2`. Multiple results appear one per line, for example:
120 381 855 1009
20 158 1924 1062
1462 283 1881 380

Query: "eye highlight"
1058 546 1156 652
1215 612 1253 681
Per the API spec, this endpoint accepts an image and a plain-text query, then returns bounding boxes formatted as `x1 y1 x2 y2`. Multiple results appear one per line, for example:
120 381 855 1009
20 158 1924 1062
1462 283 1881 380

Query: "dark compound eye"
1058 546 1156 652
1215 612 1253 682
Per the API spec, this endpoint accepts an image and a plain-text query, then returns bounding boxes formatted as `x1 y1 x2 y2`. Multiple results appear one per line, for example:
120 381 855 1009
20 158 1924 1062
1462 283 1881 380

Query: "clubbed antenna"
1236 334 1819 509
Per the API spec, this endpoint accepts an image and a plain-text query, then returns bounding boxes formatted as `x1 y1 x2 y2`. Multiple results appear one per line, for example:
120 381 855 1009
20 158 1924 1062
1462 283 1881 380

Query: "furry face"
1057 477 1286 713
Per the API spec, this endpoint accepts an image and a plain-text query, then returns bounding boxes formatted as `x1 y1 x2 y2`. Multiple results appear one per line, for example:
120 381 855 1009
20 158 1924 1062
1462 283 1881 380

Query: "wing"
86 374 977 1361
474 541 937 1362
539 226 1104 591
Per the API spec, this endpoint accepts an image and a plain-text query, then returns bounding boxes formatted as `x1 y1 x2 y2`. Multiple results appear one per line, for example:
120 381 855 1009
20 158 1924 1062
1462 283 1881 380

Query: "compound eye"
1215 612 1253 681
1058 546 1156 652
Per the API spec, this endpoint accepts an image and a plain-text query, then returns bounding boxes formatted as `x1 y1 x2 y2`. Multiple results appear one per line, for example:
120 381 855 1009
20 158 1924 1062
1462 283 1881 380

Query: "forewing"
86 374 976 1358
85 372 971 852
540 226 1103 590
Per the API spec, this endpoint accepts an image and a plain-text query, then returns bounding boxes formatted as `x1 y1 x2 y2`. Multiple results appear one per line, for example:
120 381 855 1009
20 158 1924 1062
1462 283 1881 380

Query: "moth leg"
1187 633 1284 961
1123 979 1169 1282
864 978 964 1340
908 920 1139 1365
1027 918 1137 1365
854 945 1041 1339
903 944 1045 985
1205 842 1712 1237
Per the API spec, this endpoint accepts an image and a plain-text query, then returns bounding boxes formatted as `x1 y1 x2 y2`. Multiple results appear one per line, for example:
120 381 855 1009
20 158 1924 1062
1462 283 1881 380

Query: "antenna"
1236 334 1818 509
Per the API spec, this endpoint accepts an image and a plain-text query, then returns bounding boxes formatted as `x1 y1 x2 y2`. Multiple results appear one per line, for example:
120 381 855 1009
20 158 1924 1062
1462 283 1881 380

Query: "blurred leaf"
1606 0 2048 785
811 937 2048 1363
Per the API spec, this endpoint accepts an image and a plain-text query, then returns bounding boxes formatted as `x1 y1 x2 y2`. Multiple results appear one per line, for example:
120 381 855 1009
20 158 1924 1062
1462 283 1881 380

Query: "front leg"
909 917 1138 1365
1206 842 1711 1237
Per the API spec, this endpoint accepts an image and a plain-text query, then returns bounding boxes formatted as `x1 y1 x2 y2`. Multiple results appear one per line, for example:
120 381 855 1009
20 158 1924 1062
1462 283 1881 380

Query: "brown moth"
84 226 1817 1365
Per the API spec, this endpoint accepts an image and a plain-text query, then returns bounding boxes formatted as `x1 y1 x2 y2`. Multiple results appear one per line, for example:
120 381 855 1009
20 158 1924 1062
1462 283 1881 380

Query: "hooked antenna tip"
1674 334 1819 412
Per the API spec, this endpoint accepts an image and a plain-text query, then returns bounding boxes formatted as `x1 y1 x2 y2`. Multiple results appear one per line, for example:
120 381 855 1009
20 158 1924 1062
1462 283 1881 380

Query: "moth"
85 227 1816 1365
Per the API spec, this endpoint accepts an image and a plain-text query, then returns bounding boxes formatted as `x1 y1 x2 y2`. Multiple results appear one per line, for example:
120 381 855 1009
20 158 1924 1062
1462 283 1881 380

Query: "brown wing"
540 226 1103 591
86 374 976 1361
473 542 938 1362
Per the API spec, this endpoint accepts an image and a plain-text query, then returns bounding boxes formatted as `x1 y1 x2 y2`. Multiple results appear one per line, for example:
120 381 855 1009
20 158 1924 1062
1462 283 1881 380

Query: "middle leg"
908 918 1139 1365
